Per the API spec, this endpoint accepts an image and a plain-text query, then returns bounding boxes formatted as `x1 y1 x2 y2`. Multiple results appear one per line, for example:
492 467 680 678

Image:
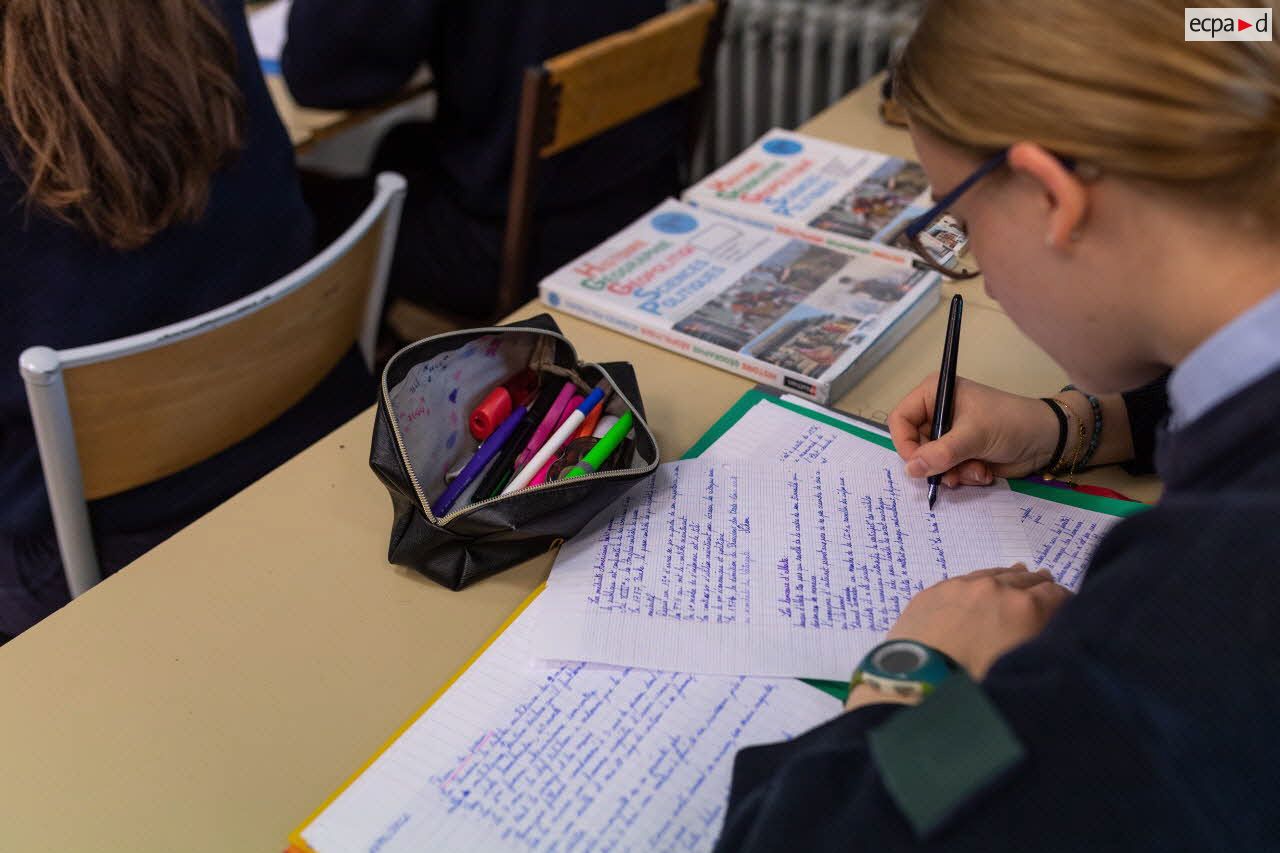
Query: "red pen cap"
469 369 540 440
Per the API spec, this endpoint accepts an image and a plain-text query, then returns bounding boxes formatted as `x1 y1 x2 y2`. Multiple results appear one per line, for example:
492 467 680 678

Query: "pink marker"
528 395 583 486
513 381 575 472
503 387 606 495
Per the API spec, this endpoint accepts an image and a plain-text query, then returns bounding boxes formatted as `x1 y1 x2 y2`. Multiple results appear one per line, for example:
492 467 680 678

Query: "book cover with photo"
539 199 940 402
682 128 966 267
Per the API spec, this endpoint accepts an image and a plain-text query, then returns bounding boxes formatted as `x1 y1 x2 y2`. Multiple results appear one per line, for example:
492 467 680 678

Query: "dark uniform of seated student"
0 0 371 640
714 1 1280 849
281 0 683 318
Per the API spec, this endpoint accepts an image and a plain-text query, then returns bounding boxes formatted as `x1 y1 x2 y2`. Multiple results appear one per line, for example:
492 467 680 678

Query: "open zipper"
380 325 660 526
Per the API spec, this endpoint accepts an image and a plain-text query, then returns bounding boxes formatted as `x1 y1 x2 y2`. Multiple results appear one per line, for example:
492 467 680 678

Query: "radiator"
675 0 923 177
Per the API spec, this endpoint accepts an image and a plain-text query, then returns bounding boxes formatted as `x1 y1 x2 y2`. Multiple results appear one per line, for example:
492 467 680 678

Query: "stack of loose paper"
533 392 1128 680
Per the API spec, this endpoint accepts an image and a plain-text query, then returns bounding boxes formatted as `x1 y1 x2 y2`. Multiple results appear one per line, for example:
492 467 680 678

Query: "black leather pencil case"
369 313 658 589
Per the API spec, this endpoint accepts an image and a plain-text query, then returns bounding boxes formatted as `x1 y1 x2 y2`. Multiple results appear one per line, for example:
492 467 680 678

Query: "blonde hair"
895 0 1280 224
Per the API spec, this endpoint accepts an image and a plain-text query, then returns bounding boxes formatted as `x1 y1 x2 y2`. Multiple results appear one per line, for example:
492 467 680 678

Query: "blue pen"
431 405 527 516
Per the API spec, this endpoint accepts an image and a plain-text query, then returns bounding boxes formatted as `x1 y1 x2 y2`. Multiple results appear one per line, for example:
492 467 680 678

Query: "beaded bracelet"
1040 398 1069 473
1062 385 1103 468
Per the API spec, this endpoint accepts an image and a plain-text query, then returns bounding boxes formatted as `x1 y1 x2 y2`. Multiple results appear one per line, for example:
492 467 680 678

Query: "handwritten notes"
711 395 1120 592
701 397 902 467
998 491 1120 591
298 596 840 853
537 460 1029 680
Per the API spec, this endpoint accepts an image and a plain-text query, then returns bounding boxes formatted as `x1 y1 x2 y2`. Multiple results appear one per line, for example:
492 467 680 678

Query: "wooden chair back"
497 0 726 315
19 172 406 596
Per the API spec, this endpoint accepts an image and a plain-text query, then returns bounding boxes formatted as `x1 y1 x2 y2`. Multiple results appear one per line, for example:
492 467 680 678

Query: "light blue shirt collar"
1168 288 1280 430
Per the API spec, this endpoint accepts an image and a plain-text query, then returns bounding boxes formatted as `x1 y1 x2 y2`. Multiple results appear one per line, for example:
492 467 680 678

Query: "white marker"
502 388 605 495
591 414 619 439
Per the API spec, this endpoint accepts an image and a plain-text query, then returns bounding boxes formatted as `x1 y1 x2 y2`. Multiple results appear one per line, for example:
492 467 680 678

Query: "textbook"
682 129 967 267
539 199 940 403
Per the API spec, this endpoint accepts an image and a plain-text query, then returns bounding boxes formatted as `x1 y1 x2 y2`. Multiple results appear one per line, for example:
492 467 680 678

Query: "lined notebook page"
537 459 1029 680
997 491 1122 591
701 398 903 466
299 595 841 853
703 395 1126 590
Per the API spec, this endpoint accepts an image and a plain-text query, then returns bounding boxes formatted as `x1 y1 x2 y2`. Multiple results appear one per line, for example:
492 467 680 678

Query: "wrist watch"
850 640 960 703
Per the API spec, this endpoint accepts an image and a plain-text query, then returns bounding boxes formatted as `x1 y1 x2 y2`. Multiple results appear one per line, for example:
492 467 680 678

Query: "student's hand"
845 565 1071 712
889 564 1070 678
888 375 1060 487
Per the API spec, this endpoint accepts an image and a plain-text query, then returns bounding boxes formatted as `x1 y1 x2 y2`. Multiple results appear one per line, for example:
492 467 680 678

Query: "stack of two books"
539 129 966 403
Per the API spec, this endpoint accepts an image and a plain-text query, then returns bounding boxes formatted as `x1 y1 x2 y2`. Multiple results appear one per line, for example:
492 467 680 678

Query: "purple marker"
431 404 527 516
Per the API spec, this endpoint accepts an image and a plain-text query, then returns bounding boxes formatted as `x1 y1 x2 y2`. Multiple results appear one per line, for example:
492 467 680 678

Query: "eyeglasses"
901 148 1083 280
900 149 1009 280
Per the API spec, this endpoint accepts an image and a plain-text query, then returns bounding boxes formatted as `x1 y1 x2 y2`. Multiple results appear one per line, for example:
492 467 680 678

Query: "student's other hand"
888 375 1059 487
888 564 1071 678
845 565 1069 711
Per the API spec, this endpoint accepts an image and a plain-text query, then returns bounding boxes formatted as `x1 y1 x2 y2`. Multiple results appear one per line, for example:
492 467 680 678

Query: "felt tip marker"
502 387 606 495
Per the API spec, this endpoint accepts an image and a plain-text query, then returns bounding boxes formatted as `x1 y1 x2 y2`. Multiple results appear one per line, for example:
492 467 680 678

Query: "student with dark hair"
282 0 684 318
1 0 371 639
715 1 1280 849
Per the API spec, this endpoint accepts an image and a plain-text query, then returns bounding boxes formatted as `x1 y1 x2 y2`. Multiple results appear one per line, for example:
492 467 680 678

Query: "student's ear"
1007 141 1088 250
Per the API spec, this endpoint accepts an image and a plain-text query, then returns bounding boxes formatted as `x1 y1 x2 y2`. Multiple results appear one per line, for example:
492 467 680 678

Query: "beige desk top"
0 78 1159 853
267 74 434 151
267 74 348 149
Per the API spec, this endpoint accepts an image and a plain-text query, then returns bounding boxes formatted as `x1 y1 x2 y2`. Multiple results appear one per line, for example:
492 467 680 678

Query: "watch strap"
869 672 1026 839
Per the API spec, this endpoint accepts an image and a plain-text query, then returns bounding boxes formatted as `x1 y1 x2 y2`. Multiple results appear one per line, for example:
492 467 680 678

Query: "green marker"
561 411 633 480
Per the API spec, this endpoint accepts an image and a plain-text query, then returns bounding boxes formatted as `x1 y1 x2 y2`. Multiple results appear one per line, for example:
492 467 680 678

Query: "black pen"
927 294 964 509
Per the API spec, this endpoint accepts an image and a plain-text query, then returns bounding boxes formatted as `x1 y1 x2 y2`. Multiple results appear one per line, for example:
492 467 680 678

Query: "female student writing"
0 0 370 640
716 0 1280 848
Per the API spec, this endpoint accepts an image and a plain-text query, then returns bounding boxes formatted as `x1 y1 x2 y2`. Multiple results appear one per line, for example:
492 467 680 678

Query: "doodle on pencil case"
387 333 537 483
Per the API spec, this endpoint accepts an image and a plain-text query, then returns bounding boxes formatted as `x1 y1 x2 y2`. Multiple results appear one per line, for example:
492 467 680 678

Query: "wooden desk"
267 74 350 149
266 73 433 152
250 0 431 152
0 78 1159 853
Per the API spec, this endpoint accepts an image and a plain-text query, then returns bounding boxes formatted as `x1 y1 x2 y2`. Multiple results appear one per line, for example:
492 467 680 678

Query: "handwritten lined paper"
537 459 1029 680
701 397 902 467
713 395 1119 592
298 596 840 853
997 491 1121 591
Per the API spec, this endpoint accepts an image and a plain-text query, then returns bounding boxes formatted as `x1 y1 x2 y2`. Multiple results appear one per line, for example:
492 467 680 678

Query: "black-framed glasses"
900 148 1009 280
